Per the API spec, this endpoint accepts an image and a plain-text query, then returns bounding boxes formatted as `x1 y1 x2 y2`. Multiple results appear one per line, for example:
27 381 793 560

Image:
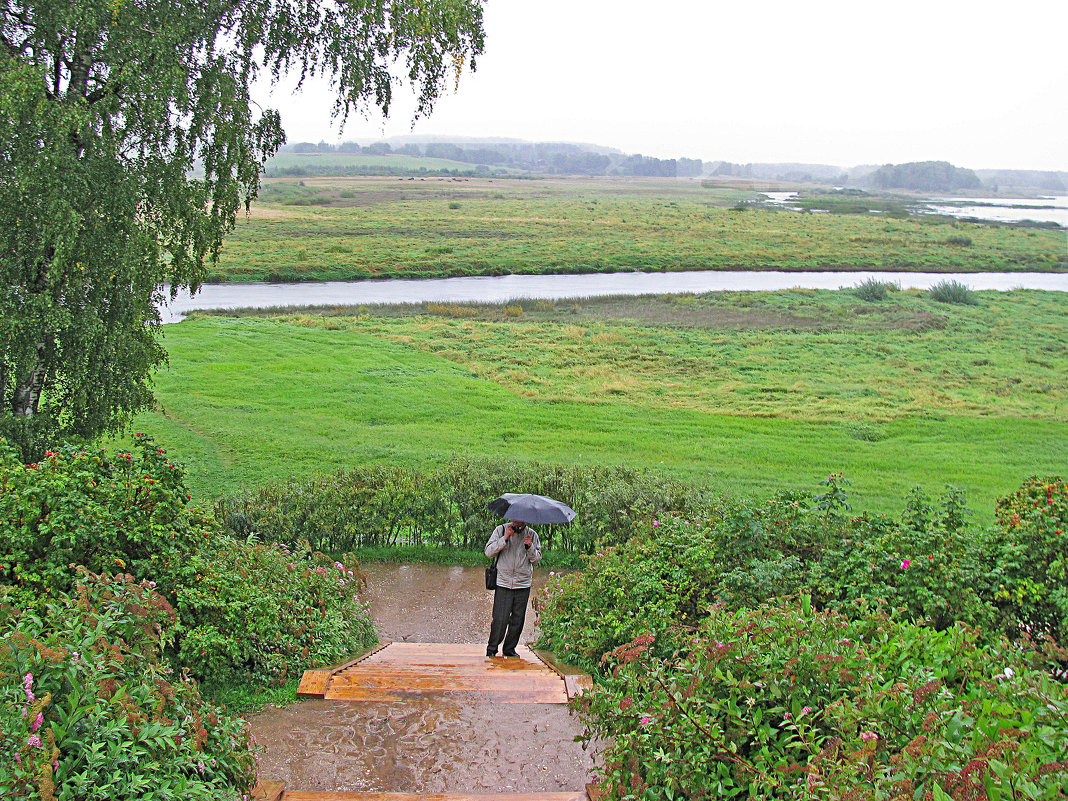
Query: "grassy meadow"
132 289 1067 516
210 175 1067 282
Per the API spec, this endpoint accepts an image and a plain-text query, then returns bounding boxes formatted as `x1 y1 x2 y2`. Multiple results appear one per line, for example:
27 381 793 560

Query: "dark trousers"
488 585 531 655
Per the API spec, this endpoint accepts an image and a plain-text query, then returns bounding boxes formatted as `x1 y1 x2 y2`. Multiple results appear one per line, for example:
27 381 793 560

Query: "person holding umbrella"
484 493 576 658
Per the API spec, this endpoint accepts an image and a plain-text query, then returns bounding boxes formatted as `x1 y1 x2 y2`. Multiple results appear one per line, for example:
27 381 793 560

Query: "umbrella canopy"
486 493 577 525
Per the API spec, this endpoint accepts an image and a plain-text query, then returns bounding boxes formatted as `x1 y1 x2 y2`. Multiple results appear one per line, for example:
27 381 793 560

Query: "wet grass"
132 289 1068 517
211 176 1066 282
202 676 299 714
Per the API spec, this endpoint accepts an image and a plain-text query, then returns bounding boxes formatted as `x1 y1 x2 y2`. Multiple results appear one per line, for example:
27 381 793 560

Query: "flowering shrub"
170 541 376 686
535 485 1003 674
0 572 256 800
992 476 1068 643
534 523 717 673
0 435 378 688
539 477 1068 799
0 434 206 601
581 603 1068 799
813 486 997 631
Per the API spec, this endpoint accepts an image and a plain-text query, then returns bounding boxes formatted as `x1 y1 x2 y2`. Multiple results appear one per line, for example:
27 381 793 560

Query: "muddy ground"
249 563 597 793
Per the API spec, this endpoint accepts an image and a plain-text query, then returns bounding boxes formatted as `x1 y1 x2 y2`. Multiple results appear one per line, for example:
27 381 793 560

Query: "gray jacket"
485 523 542 589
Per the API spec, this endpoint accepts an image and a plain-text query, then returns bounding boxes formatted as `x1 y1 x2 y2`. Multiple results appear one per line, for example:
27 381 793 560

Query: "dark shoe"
486 649 497 657
502 650 518 657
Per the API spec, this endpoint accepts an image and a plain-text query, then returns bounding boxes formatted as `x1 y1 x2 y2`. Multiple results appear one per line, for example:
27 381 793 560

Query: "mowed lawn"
133 289 1067 517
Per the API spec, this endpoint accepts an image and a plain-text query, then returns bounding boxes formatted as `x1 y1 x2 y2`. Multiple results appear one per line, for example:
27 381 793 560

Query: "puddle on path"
358 562 555 646
249 562 595 792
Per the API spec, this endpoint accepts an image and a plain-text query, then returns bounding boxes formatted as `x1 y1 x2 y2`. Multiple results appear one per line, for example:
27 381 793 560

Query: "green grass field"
209 176 1066 282
130 289 1067 518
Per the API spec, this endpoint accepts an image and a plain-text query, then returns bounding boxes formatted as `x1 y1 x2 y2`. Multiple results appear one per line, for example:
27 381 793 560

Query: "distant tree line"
278 142 1067 191
279 140 701 177
712 161 849 184
867 161 982 192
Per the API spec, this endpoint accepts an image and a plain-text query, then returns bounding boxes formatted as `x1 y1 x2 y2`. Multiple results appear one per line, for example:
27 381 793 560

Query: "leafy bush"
0 572 256 800
170 541 376 686
535 481 1006 675
853 277 899 301
928 279 978 305
813 486 997 631
0 435 378 688
991 476 1068 643
216 458 703 555
581 603 1068 800
0 434 207 601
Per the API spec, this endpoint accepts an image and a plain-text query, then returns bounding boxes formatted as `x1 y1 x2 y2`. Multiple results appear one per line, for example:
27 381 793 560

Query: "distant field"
211 175 1067 282
133 289 1067 516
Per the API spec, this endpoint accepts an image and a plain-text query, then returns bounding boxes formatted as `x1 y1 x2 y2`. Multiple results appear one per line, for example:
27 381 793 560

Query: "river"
160 270 1068 323
925 196 1068 227
761 191 1068 226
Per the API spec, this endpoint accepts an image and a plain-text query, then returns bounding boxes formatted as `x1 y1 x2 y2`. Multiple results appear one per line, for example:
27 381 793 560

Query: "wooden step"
324 687 568 703
299 643 580 705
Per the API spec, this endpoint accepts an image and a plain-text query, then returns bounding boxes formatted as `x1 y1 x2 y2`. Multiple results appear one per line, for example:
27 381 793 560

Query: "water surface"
161 270 1068 323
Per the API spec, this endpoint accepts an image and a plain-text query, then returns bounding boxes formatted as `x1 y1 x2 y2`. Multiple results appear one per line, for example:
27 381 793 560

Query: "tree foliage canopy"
0 0 484 458
868 160 982 192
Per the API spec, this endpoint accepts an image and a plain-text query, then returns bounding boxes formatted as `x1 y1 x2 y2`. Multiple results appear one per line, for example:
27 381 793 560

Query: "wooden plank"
296 641 392 698
530 648 589 677
323 687 568 703
332 678 562 693
331 674 563 688
378 643 534 654
333 664 559 678
312 642 569 704
296 670 332 698
530 648 594 700
563 674 594 700
366 652 536 663
251 779 285 801
326 640 393 673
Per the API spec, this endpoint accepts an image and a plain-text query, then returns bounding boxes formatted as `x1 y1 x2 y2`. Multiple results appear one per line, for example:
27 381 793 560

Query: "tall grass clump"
928 279 978 305
852 277 899 301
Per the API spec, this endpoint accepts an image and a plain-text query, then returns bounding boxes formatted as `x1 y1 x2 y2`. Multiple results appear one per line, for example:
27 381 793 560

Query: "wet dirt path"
249 563 596 793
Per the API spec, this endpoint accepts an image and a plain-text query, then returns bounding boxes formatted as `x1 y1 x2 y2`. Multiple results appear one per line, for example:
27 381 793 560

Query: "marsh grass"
209 176 1065 282
928 279 979 305
131 289 1067 516
853 277 900 302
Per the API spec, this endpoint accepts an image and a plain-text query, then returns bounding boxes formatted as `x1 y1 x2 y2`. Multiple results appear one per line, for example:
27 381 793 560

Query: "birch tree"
0 0 484 458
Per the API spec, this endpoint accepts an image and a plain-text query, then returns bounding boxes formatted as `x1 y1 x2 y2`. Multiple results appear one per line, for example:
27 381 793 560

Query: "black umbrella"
486 493 577 525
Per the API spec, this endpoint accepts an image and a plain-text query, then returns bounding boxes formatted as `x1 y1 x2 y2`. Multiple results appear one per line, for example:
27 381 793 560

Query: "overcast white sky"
255 0 1068 172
